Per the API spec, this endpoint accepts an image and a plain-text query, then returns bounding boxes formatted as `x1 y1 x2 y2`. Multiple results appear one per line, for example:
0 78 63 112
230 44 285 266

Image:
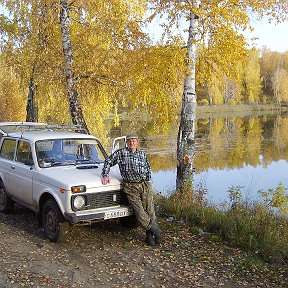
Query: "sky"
147 15 288 53
246 18 288 52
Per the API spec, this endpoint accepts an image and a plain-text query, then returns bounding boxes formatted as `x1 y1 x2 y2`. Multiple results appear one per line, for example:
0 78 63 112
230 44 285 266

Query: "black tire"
42 199 68 242
0 183 14 213
119 214 138 228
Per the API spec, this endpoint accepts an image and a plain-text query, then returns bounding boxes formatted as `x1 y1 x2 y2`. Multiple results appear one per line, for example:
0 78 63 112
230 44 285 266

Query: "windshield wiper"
76 163 99 169
50 161 68 167
40 160 76 168
75 159 100 165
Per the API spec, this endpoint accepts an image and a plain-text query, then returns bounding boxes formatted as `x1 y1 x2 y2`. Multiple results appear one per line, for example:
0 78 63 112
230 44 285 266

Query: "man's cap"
126 133 139 140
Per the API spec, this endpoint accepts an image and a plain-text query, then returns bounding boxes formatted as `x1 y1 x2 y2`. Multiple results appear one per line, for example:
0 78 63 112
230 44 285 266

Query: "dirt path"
0 204 286 288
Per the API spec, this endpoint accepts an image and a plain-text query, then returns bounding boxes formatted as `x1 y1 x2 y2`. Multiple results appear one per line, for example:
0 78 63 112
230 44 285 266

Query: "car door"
8 140 34 206
0 138 17 194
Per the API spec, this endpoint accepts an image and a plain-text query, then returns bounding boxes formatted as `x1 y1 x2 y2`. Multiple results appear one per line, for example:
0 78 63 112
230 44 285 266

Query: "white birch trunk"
59 0 89 133
176 11 198 192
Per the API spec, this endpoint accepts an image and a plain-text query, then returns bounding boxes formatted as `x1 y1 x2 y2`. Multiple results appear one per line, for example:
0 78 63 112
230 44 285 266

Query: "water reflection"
109 111 288 204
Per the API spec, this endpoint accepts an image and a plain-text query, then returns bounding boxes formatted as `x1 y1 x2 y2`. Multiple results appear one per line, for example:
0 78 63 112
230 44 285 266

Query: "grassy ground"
157 184 288 265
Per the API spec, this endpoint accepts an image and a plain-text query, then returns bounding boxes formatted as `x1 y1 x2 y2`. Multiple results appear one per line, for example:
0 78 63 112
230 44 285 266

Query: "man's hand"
101 176 110 185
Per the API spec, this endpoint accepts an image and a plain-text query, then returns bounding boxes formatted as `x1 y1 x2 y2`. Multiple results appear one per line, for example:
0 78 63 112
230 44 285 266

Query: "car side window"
0 139 17 160
16 140 33 165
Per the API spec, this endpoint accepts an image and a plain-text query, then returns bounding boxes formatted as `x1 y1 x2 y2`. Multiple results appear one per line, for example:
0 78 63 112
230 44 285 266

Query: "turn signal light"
71 185 86 193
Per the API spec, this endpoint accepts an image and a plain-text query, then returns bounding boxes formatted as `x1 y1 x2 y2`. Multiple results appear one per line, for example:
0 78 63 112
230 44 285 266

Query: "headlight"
73 196 86 210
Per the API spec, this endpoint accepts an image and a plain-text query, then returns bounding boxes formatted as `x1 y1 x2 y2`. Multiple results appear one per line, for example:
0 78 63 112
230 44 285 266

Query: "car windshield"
35 138 106 168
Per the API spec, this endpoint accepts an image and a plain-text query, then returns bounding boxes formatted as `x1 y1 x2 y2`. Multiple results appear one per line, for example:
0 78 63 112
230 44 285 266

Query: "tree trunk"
59 0 89 134
26 69 38 122
176 12 198 192
26 2 48 123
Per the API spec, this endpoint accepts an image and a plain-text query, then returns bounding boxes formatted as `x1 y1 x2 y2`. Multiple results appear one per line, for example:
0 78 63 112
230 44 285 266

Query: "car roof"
4 130 98 142
0 122 88 133
0 122 47 133
0 122 96 142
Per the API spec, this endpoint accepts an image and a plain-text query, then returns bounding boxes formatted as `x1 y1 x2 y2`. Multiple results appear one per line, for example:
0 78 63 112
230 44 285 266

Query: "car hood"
36 164 121 190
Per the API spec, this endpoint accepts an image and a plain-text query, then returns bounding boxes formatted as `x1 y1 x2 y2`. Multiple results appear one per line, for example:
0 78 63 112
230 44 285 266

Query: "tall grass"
157 183 288 263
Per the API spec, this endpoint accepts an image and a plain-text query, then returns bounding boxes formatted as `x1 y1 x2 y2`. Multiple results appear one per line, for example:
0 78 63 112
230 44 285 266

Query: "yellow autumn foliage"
0 0 288 138
0 56 26 121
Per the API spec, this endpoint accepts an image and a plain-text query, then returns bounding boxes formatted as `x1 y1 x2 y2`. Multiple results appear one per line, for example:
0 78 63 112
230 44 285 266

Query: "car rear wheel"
42 199 68 242
0 183 14 213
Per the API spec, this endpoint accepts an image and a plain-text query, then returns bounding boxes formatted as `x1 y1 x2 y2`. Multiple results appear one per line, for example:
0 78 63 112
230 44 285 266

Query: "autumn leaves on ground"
0 203 286 288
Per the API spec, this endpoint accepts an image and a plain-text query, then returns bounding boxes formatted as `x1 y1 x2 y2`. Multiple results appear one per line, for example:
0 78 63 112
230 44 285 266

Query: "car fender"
38 188 67 216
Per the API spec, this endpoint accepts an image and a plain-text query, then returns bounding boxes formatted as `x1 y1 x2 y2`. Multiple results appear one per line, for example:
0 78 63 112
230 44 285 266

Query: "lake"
109 110 288 205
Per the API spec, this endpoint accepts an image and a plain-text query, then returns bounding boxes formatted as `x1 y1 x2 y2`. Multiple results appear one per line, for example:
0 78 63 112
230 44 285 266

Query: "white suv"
0 122 135 242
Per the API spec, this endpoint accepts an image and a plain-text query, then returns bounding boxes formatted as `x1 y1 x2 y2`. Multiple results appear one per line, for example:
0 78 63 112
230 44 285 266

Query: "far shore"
196 103 288 119
116 103 288 122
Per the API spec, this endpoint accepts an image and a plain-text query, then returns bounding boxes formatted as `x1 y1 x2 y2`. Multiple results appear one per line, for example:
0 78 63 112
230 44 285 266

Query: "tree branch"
77 74 122 86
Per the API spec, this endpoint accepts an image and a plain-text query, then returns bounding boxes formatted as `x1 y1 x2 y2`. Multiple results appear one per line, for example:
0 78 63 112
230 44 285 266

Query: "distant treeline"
197 49 288 106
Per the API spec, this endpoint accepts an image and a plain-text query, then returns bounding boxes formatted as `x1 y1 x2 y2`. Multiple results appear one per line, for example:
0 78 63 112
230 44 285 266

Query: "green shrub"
158 184 288 263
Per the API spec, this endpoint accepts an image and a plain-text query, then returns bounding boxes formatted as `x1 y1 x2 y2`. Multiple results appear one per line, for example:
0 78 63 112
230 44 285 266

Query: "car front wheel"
42 199 68 242
0 183 14 213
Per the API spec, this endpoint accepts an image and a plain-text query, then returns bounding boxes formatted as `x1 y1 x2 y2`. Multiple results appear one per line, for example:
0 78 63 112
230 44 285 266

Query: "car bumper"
64 206 134 224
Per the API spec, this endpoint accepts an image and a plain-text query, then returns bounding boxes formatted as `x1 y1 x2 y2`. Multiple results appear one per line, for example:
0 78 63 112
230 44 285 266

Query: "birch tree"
1 0 160 136
149 0 288 192
176 11 198 191
59 0 89 133
26 1 53 122
0 0 41 122
0 0 65 123
260 50 283 93
244 49 261 104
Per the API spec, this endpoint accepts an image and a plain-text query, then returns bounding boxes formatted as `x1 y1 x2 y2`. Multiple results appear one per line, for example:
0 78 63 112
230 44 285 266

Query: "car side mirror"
111 136 126 154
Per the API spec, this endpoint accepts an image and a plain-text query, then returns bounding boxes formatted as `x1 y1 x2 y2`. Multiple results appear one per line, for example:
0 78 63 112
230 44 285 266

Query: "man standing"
101 133 162 246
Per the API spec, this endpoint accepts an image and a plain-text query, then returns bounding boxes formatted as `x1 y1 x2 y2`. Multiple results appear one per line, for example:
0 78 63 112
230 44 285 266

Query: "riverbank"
116 103 288 124
196 103 288 119
0 203 287 288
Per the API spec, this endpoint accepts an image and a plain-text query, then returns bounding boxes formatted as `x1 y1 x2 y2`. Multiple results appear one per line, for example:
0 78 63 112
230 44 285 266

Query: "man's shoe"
149 223 162 245
146 230 156 246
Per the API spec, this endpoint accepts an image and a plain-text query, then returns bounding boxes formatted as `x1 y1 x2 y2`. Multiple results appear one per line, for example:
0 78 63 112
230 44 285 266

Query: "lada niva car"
0 122 135 242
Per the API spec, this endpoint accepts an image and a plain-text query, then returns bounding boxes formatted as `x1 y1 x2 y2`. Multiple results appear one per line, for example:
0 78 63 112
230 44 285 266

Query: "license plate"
104 208 132 220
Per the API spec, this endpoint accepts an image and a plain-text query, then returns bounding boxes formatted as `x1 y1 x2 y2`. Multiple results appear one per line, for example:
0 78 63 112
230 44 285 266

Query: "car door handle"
11 166 15 170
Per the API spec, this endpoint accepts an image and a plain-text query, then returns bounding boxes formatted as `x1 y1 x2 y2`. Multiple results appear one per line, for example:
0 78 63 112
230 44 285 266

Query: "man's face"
127 138 139 151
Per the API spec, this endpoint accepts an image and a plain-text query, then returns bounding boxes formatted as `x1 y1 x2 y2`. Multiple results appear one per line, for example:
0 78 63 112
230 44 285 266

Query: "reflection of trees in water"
105 112 288 173
194 113 288 172
148 154 176 172
264 116 288 163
